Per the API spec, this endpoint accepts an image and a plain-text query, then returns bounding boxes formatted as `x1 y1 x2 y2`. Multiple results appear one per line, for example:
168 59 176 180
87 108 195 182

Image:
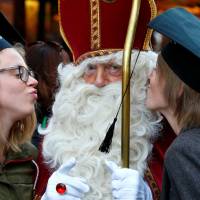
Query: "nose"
27 75 38 87
94 68 107 88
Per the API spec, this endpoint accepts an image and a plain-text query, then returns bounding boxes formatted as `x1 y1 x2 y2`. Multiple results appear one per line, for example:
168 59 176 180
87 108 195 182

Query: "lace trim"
33 194 41 200
144 167 161 200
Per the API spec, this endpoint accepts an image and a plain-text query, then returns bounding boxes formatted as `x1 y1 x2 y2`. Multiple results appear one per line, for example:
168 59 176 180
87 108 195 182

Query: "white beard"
42 51 161 199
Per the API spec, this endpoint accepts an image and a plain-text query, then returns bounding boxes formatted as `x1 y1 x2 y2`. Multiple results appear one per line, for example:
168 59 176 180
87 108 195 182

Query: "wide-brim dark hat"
148 8 200 93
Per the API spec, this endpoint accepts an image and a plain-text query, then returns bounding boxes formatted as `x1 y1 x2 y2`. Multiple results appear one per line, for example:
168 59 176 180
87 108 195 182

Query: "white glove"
106 160 152 200
42 157 89 200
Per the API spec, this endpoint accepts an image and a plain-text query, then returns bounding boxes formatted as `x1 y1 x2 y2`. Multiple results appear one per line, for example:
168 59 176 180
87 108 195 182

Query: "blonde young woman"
0 36 38 200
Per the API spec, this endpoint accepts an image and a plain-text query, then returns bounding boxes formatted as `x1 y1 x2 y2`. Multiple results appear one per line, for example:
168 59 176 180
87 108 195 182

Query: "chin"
145 102 156 112
145 99 151 109
23 106 35 116
146 101 155 109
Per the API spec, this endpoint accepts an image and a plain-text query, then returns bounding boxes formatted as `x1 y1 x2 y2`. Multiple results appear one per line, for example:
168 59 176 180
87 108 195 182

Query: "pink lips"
30 89 38 100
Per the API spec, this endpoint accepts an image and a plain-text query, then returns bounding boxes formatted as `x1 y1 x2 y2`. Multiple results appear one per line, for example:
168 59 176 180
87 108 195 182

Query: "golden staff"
122 0 141 168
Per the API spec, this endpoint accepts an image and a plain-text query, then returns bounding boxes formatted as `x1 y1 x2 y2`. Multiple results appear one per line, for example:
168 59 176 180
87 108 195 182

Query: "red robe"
35 122 176 200
145 120 176 199
34 139 52 200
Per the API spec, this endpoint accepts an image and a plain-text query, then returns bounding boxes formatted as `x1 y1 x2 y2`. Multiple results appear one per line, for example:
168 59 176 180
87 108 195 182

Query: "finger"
122 176 140 187
49 174 89 194
112 188 139 199
112 168 139 180
112 178 138 190
45 189 71 200
112 179 121 190
65 185 84 198
67 184 89 197
63 198 80 200
112 177 140 190
67 178 90 193
112 189 119 199
46 189 81 200
57 157 76 174
105 160 119 173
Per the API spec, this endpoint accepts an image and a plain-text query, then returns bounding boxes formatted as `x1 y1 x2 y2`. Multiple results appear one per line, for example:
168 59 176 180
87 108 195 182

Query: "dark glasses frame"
0 65 35 83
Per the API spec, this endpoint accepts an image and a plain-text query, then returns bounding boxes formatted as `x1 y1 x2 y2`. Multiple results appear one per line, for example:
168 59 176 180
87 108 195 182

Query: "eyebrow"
0 66 18 72
0 65 28 72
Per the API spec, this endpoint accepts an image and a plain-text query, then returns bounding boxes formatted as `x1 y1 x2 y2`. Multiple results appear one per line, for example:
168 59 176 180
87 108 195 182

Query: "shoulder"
165 128 200 166
170 128 200 152
163 128 200 197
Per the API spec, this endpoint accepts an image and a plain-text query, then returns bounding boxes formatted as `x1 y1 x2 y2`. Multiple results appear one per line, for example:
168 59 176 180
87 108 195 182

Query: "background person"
25 41 70 147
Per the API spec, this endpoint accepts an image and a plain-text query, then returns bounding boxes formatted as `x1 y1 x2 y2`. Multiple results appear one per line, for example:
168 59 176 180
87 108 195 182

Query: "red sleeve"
145 119 176 200
35 137 53 197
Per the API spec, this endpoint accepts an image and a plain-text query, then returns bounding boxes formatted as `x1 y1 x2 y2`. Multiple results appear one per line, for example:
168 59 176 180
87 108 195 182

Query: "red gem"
56 183 67 195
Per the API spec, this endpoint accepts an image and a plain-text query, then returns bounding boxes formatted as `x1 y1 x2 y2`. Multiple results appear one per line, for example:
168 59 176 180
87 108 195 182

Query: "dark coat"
161 128 200 200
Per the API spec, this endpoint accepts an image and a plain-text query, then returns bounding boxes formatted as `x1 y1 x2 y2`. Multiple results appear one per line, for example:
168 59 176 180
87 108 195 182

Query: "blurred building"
157 0 200 17
0 0 60 43
0 0 200 44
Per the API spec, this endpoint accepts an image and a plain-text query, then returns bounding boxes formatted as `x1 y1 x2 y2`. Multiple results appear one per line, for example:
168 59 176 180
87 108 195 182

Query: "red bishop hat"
58 0 157 64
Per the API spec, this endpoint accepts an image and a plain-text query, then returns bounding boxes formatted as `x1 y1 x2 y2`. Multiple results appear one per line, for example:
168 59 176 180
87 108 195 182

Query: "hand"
106 160 152 200
42 157 89 200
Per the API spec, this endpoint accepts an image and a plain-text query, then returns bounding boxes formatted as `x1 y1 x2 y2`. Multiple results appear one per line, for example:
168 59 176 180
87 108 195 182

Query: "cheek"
1 81 24 102
146 74 160 105
146 81 167 111
0 88 18 110
83 73 95 84
106 72 121 82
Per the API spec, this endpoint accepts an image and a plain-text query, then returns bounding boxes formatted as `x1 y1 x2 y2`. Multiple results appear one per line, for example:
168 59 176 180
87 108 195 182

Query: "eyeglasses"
0 65 35 83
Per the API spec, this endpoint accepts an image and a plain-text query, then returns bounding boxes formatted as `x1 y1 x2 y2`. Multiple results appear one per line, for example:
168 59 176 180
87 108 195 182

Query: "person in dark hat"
0 35 39 199
146 7 200 199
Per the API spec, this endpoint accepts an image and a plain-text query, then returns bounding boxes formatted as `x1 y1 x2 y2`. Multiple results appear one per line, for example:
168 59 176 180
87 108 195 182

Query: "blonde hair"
0 112 36 153
14 43 25 58
157 54 200 129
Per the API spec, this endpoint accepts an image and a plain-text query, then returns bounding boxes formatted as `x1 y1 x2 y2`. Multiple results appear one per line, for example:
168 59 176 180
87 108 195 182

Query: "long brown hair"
157 54 200 129
26 41 63 121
